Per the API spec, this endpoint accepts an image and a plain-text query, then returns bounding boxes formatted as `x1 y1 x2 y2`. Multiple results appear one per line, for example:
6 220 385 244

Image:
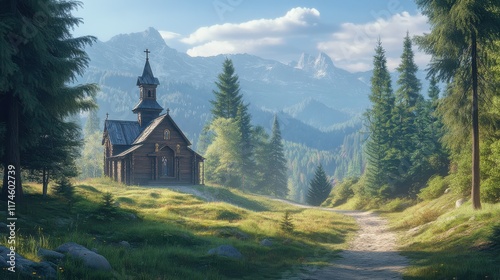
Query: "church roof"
104 120 142 145
132 98 163 112
111 144 143 159
133 113 192 145
137 59 160 85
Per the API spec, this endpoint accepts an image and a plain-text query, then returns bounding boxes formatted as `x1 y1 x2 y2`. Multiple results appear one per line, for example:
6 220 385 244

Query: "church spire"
133 49 163 127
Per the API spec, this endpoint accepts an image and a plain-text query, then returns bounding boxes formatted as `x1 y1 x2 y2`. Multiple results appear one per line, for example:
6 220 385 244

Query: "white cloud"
317 12 430 72
181 7 323 58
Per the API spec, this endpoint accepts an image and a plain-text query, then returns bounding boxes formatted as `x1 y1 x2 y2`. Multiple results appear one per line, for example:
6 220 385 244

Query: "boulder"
56 242 112 271
208 245 243 259
456 198 466 208
260 238 273 247
38 248 64 262
0 246 57 279
119 241 131 248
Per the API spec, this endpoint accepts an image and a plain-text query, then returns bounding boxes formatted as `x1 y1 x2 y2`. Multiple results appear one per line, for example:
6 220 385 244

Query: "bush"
481 178 500 203
94 192 118 220
418 175 449 200
327 177 357 206
380 198 414 212
52 177 76 209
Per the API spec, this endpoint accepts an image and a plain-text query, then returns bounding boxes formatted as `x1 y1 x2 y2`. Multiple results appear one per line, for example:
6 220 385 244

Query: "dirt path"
283 210 409 280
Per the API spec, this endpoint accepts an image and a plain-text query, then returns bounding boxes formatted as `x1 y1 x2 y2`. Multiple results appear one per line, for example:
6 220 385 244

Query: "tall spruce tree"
306 164 332 206
364 40 396 196
0 0 97 202
235 102 256 188
268 115 288 198
394 32 424 192
415 0 500 209
210 58 243 119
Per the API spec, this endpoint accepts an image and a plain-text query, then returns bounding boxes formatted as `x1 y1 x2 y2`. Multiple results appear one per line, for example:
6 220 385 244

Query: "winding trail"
282 209 409 280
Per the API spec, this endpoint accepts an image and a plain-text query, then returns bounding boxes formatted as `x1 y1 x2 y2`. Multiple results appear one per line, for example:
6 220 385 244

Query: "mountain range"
78 27 431 152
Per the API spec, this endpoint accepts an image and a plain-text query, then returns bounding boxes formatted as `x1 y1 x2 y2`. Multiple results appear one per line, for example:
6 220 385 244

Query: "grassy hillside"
0 178 356 279
385 193 500 280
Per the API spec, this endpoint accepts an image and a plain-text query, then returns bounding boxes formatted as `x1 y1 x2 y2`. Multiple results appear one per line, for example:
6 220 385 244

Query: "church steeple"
133 49 163 127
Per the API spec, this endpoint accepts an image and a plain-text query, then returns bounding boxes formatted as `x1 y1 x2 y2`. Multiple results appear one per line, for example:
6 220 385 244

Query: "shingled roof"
103 120 142 145
132 98 163 112
136 59 160 85
133 113 191 145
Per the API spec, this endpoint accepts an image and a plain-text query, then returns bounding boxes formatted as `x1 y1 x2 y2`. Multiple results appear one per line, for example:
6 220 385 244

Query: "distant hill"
78 28 370 148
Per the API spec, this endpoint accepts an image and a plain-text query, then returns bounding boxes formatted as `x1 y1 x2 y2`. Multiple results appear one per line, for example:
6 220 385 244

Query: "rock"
56 242 112 271
444 188 451 194
260 239 273 247
38 248 64 262
0 246 57 279
125 213 137 220
119 241 131 248
456 198 466 208
208 245 243 259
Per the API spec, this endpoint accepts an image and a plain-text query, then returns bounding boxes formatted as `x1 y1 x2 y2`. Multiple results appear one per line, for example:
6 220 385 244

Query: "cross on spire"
106 112 109 120
144 48 150 60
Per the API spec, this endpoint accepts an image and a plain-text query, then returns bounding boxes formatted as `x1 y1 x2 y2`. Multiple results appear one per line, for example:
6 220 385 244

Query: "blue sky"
72 0 429 72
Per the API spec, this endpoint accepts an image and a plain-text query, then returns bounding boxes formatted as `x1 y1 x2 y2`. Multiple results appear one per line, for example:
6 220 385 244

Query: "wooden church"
102 50 204 185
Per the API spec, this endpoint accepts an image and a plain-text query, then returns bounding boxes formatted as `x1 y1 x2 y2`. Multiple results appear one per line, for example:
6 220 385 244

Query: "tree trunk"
42 167 48 197
1 93 24 203
471 33 481 210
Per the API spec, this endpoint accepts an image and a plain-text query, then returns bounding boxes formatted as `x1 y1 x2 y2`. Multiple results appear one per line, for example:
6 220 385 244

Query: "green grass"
0 178 356 279
385 192 500 280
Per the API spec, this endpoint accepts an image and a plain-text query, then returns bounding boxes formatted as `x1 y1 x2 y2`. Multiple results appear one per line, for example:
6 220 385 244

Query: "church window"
148 90 152 97
164 129 170 140
162 156 168 176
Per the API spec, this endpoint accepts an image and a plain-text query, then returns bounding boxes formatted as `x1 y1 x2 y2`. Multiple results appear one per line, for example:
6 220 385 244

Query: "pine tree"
279 211 294 234
84 108 101 136
306 164 332 206
415 0 500 209
79 109 103 179
235 103 255 188
210 58 243 119
364 40 396 196
393 32 424 192
252 126 271 194
268 115 288 198
22 119 81 196
0 0 98 202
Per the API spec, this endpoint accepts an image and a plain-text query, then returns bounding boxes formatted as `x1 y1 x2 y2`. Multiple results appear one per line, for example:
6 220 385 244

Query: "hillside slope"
0 179 356 280
386 194 500 279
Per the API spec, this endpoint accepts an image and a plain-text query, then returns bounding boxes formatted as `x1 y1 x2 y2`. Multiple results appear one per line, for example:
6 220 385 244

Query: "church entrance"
158 146 175 178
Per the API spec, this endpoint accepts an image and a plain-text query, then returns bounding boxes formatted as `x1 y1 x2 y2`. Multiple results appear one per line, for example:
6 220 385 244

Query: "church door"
159 146 175 178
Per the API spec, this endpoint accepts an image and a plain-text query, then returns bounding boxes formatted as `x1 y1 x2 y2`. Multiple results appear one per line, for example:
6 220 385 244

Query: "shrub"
418 175 449 200
328 177 357 206
280 211 294 234
52 177 76 209
380 198 414 212
481 178 500 203
94 192 118 220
